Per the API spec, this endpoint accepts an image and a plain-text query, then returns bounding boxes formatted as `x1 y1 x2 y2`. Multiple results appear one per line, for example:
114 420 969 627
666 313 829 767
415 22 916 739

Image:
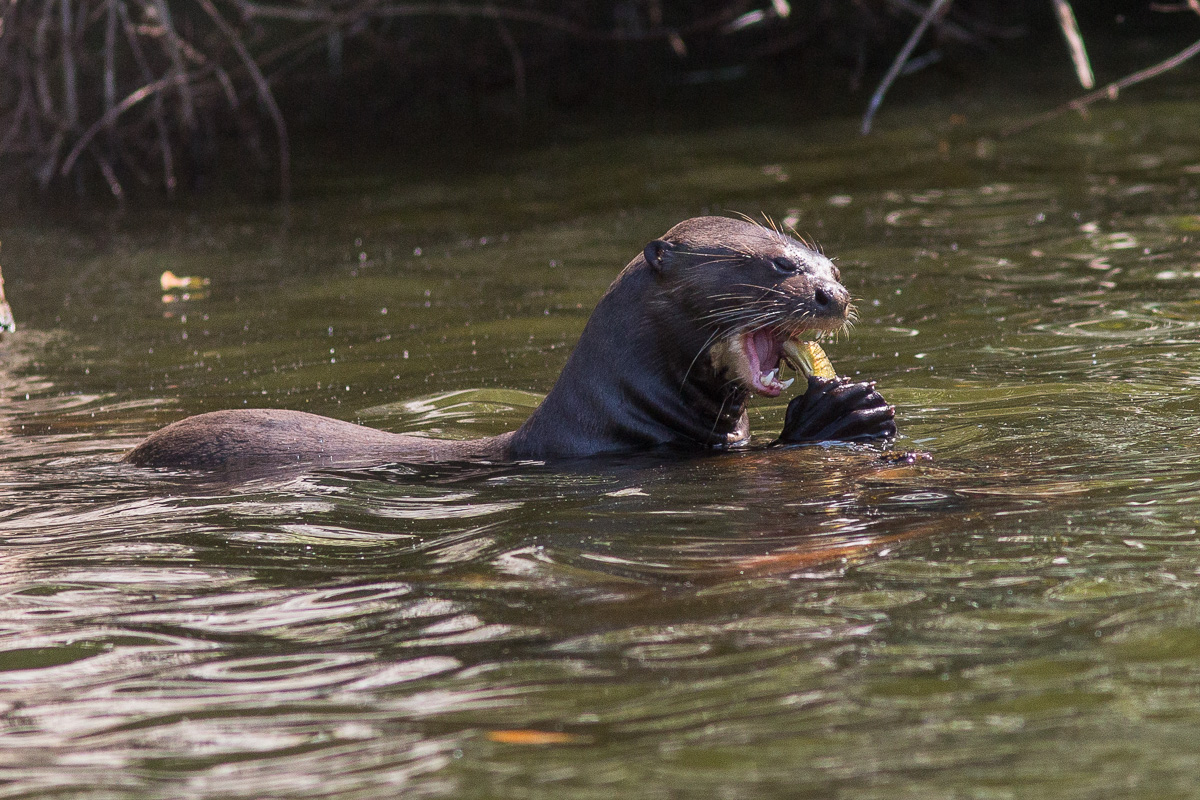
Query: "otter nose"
813 282 849 315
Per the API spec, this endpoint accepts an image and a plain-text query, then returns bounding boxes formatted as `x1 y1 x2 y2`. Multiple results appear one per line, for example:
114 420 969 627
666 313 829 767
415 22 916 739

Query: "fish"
782 339 836 380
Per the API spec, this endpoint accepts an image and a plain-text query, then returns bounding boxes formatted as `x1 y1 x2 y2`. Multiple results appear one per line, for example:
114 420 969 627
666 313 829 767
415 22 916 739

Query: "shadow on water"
3 85 1200 797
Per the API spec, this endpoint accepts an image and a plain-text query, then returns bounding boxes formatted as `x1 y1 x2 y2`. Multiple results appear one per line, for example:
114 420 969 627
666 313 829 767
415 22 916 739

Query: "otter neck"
507 264 749 459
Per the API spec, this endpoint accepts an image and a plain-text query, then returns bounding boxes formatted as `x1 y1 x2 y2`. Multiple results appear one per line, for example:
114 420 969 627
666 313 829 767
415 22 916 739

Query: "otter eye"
772 257 799 274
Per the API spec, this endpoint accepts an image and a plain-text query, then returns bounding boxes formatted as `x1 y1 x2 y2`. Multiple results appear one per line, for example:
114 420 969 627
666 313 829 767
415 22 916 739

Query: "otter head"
643 216 853 399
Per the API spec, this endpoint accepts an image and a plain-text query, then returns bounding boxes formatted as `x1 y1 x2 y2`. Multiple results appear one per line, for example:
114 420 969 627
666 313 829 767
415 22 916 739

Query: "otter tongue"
747 330 790 394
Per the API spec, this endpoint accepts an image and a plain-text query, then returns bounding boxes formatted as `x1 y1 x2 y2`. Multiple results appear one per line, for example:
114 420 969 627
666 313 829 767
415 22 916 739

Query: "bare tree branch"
1051 0 1093 89
862 0 954 134
196 0 291 202
1003 36 1200 135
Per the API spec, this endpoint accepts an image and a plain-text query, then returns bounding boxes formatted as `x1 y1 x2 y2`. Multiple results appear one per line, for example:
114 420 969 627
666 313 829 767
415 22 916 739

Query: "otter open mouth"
742 328 796 397
710 328 832 398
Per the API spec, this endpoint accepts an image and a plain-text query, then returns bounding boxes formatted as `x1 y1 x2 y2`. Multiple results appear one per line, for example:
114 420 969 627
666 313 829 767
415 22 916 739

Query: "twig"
196 0 290 201
0 0 18 38
89 143 125 200
37 130 64 187
884 0 977 45
1002 36 1200 135
1150 1 1200 12
60 71 200 178
0 62 31 155
861 0 954 134
33 0 56 120
254 11 361 73
117 0 177 193
1051 0 1093 89
150 0 198 132
59 0 79 129
492 5 526 108
238 0 590 33
236 0 735 42
103 0 117 119
211 60 238 109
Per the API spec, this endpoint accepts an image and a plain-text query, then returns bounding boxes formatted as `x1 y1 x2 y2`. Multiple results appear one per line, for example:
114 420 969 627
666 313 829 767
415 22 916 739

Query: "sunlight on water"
1 89 1200 798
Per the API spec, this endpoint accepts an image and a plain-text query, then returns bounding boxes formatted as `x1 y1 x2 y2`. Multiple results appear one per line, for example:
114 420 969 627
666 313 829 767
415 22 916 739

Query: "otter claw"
775 375 898 444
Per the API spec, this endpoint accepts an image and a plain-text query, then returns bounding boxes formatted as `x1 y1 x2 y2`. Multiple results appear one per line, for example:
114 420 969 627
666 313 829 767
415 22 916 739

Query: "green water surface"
2 79 1200 798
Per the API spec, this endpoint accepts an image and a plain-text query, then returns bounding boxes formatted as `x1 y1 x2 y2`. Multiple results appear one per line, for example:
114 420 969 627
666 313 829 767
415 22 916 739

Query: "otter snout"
812 281 850 317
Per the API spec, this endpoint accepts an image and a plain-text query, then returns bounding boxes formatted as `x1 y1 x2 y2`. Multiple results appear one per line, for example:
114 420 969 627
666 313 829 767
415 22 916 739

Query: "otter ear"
644 239 675 273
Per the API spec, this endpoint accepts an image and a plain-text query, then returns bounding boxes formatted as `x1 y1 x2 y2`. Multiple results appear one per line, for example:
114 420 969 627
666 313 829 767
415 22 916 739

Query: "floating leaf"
486 729 582 745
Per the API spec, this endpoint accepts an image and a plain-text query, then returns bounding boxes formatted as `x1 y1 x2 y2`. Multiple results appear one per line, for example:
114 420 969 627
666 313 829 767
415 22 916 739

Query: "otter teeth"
759 368 795 391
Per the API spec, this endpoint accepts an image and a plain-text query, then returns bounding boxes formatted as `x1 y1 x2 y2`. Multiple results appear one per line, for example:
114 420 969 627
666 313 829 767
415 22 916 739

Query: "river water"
2 78 1200 798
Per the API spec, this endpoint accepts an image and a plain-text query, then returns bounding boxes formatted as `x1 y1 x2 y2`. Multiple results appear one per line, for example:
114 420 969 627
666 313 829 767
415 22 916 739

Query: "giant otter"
126 216 895 471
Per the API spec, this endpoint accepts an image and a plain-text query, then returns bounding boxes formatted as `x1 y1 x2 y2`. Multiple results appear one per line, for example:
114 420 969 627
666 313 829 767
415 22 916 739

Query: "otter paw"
775 375 897 444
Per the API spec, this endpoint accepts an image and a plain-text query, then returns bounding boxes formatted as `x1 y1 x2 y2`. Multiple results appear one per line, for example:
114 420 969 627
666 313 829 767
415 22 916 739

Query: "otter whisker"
726 283 795 299
681 327 726 391
695 296 776 316
683 258 751 272
696 306 778 327
845 301 859 324
706 388 738 446
717 297 788 319
698 314 768 332
697 297 764 310
665 253 746 267
665 249 752 267
730 210 781 242
759 212 781 234
698 295 774 311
